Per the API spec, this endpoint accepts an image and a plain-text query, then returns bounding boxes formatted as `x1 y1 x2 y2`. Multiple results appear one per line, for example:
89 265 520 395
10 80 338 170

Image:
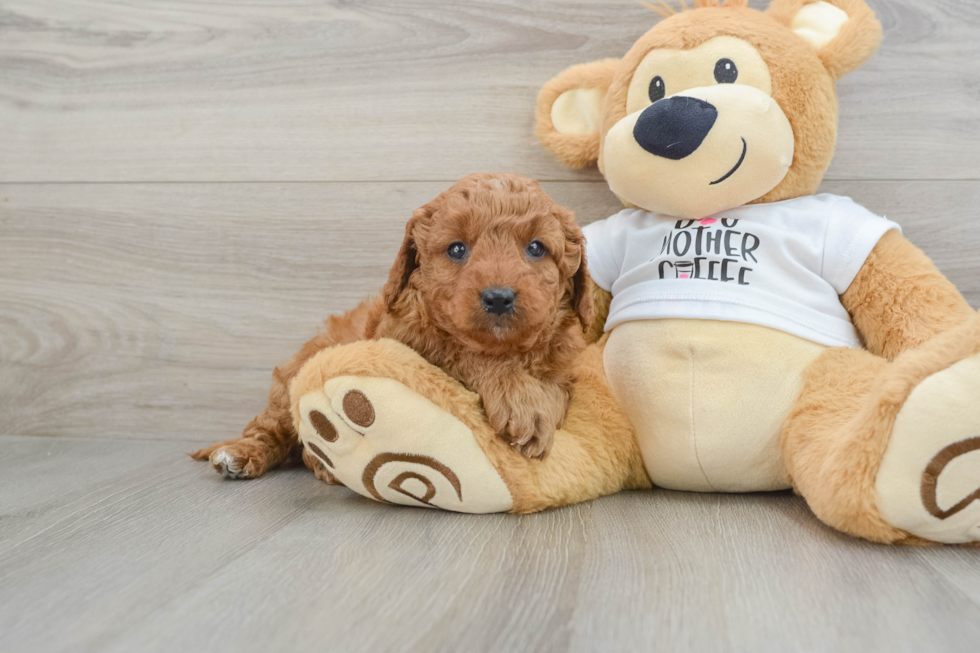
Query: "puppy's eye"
447 241 467 261
526 240 547 259
648 76 666 103
714 58 738 84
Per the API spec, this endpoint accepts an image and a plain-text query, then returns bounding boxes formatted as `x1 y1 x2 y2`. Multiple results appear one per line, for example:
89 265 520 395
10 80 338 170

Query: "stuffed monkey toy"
284 0 980 545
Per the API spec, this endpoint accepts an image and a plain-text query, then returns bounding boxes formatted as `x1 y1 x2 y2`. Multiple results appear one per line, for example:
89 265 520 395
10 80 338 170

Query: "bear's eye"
526 240 547 259
648 76 666 103
714 58 738 84
447 241 468 261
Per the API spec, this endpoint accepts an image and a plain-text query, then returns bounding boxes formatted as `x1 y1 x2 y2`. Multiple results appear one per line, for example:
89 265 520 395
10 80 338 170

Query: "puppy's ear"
381 209 425 312
536 59 619 169
558 209 595 332
767 0 882 79
571 253 595 333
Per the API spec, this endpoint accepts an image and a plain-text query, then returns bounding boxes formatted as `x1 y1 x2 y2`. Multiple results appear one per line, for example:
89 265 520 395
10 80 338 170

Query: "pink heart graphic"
700 218 718 225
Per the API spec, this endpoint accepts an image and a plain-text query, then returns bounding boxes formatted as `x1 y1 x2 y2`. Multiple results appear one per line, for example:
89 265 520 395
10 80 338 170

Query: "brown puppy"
191 173 593 477
369 172 594 458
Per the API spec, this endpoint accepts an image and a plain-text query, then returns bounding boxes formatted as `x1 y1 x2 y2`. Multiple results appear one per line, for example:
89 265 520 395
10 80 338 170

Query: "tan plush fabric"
767 0 883 79
604 319 822 491
841 230 976 360
535 58 620 169
782 313 980 544
780 346 899 542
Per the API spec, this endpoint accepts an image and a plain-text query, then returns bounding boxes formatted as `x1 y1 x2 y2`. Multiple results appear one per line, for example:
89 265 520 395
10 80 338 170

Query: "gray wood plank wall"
2 0 977 444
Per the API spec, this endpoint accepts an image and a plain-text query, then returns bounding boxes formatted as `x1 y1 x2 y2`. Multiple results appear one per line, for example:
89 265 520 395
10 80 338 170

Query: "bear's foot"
294 372 513 513
877 352 980 544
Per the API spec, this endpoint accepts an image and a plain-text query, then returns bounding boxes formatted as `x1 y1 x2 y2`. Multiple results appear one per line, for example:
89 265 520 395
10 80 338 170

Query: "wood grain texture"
1 0 978 182
0 435 978 653
2 180 979 441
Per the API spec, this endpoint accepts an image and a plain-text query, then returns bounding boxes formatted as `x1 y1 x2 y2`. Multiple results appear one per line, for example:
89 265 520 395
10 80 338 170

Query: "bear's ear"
535 59 620 169
767 0 882 79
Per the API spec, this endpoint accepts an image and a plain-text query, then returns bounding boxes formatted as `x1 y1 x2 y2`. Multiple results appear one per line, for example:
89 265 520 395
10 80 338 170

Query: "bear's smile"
710 137 747 186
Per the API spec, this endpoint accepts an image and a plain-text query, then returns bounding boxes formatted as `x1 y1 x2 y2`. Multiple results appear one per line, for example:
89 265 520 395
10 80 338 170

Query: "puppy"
191 173 592 478
365 172 594 458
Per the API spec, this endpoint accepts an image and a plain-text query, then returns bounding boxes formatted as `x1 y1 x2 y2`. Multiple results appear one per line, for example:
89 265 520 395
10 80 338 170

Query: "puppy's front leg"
477 373 568 460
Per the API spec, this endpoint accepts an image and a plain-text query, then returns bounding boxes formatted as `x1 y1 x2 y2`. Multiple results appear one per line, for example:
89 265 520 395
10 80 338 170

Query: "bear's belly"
604 319 826 492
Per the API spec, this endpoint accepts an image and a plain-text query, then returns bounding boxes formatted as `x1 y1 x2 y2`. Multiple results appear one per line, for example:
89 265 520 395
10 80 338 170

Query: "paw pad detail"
295 375 513 513
309 410 339 442
389 472 436 503
343 390 375 428
877 352 980 543
362 453 462 505
307 442 335 469
921 436 980 520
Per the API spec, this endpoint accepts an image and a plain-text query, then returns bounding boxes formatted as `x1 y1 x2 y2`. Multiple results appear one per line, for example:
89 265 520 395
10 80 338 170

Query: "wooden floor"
2 435 980 653
1 1 979 651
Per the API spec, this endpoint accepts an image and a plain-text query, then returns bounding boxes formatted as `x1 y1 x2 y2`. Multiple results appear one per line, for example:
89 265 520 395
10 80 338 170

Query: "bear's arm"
841 229 975 360
585 280 612 345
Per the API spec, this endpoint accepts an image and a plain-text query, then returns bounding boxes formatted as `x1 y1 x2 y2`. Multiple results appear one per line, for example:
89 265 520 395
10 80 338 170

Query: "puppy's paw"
489 404 556 460
515 419 555 460
202 440 272 480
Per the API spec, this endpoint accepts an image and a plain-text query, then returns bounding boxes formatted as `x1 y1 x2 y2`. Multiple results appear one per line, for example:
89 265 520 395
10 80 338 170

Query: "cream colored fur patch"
876 353 980 544
792 2 849 50
604 319 822 492
551 88 605 135
297 376 513 514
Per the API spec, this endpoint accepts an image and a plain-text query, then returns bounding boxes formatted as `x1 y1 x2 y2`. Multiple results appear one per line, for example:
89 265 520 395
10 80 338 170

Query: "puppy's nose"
481 287 516 316
633 96 718 160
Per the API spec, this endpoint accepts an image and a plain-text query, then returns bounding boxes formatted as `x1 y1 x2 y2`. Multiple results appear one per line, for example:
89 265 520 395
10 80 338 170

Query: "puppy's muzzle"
633 96 718 160
481 287 516 316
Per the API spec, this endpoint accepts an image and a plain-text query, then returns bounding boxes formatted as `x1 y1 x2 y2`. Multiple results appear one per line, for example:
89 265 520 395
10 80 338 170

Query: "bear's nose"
633 96 718 160
481 287 516 316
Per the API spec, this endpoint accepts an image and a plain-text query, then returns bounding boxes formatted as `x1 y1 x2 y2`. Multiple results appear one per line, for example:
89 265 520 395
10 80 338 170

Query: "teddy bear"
285 0 980 545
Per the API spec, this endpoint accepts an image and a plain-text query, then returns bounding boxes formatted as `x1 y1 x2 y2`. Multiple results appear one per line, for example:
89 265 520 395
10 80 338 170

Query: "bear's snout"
633 96 718 160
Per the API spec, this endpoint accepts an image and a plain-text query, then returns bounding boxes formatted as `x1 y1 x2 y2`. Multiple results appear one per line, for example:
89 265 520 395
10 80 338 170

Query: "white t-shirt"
583 194 900 348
